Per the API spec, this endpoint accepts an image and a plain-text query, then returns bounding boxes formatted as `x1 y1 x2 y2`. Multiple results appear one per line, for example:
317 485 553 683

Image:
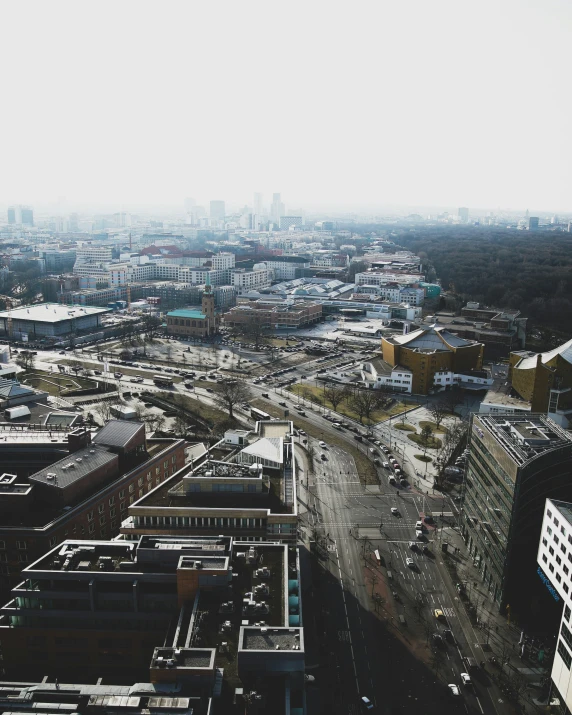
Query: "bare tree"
142 314 161 342
14 350 35 372
421 424 434 446
143 412 166 433
165 344 173 362
231 318 270 351
428 401 448 431
213 378 251 419
93 399 114 424
441 387 463 414
68 360 83 377
349 389 382 424
323 383 349 413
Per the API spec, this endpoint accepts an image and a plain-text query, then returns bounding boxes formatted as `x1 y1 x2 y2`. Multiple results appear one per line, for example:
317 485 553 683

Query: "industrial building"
461 414 572 612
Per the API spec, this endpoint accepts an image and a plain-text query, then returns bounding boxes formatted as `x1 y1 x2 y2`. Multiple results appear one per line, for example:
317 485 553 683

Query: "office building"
209 200 225 221
458 206 469 223
0 535 304 694
461 414 572 611
381 325 484 394
121 420 298 543
537 499 572 712
279 216 304 231
7 205 34 226
0 421 186 598
509 338 572 426
232 267 271 294
224 299 322 330
270 193 285 226
528 216 540 230
253 192 264 217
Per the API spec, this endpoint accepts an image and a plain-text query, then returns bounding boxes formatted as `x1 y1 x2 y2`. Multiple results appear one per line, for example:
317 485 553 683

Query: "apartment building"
121 421 297 543
232 267 271 294
461 414 572 611
0 535 305 703
537 500 572 712
223 299 322 330
0 422 186 599
262 256 311 281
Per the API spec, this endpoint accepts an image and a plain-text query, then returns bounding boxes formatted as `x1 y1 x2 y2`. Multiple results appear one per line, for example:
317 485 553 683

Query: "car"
434 609 445 620
93 370 102 375
382 461 389 468
405 558 414 568
448 684 460 697
206 387 214 393
298 429 306 435
391 507 399 516
242 403 250 409
415 521 423 530
424 515 434 524
422 545 431 555
409 541 417 550
432 633 444 648
279 401 287 407
460 673 472 686
320 453 327 461
318 440 327 448
443 628 454 642
360 696 374 711
416 529 424 540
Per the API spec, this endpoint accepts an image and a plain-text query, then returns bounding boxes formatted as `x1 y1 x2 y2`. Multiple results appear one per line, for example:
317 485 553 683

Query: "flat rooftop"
29 445 117 488
476 414 572 465
241 628 301 650
0 303 109 323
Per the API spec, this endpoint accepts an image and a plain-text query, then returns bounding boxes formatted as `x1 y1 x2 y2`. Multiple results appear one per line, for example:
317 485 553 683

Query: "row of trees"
299 382 392 424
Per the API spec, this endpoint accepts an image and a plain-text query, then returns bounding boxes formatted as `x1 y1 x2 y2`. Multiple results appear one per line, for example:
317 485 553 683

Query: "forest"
392 227 572 338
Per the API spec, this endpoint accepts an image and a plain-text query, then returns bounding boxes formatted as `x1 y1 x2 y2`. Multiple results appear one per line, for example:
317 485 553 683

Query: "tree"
441 387 463 415
428 401 448 431
143 412 166 433
231 318 270 351
323 383 349 413
347 259 369 281
68 360 83 377
213 378 251 419
421 424 434 447
14 350 35 372
142 314 161 342
349 389 382 424
93 399 114 424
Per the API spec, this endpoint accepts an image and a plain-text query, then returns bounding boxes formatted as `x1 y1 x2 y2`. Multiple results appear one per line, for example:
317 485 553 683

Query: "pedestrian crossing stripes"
442 607 456 618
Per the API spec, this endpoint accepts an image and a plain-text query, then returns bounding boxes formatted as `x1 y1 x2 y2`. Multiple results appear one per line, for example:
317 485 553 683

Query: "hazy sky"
2 0 571 212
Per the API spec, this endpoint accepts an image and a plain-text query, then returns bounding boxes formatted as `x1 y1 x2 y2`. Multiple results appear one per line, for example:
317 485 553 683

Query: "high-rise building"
279 215 304 230
253 192 264 216
528 216 540 230
537 499 572 712
209 200 226 221
458 207 469 223
270 193 285 226
461 413 572 612
184 196 196 213
7 205 33 226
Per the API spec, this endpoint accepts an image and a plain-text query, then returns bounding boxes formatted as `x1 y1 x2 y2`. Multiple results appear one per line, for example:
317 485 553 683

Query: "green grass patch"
414 454 432 463
22 371 98 396
251 398 377 485
418 420 448 433
394 423 416 432
407 433 442 449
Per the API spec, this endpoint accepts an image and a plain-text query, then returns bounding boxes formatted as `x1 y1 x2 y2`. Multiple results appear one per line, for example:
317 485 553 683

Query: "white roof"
240 437 283 464
392 325 475 351
516 338 572 370
0 303 109 323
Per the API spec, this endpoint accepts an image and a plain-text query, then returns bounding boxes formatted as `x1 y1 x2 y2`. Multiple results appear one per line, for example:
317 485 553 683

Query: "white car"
318 441 327 448
391 507 399 515
460 673 472 686
361 696 374 710
406 557 415 568
448 684 460 696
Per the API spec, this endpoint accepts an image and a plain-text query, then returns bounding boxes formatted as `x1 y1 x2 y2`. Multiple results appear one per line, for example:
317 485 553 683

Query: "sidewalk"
439 524 550 710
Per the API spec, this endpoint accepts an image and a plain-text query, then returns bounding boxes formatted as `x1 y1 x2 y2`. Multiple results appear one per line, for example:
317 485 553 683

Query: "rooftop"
475 414 572 466
513 337 572 370
0 303 109 322
93 420 146 449
166 309 207 320
28 445 118 488
387 325 479 351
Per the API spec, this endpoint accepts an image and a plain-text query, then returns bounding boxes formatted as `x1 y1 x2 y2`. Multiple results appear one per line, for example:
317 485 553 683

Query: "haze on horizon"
2 0 571 213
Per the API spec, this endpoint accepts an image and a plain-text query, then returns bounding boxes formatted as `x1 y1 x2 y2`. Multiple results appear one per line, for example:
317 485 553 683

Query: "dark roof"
93 420 145 449
28 445 118 488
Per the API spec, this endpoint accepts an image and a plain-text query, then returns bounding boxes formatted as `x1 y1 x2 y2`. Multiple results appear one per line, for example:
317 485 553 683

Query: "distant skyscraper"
270 193 285 226
7 205 33 226
253 192 264 216
184 197 196 213
458 207 469 223
210 200 226 221
528 216 539 230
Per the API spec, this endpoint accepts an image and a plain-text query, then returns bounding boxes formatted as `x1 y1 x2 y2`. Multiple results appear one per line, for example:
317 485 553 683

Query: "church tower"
202 273 216 335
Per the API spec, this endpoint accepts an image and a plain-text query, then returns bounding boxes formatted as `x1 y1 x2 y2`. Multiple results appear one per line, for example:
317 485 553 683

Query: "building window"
88 524 95 534
110 507 116 518
109 496 115 506
18 553 29 563
87 511 94 521
542 554 547 563
49 536 57 548
120 501 126 511
129 484 134 493
110 520 117 530
566 607 571 622
156 467 160 475
562 526 567 536
16 541 27 550
0 540 5 549
549 546 554 556
547 526 552 535
543 538 548 546
562 544 567 554
139 489 144 498
565 565 570 576
138 477 143 487
129 496 134 505
549 563 555 572
555 535 560 545
554 517 560 526
557 573 562 582
98 504 105 514
557 556 562 565
565 583 570 594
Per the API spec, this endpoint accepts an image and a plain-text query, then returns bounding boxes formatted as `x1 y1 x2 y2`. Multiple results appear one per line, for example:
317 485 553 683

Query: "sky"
2 0 571 213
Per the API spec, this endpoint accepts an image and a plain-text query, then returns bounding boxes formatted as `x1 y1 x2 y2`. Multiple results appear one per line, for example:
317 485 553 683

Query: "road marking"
476 697 484 713
338 630 351 641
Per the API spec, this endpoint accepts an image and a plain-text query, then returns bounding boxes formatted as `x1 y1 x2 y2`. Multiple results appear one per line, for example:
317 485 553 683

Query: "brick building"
223 299 322 330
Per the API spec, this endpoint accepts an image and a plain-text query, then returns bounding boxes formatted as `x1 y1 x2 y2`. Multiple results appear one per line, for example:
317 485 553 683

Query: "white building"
232 268 271 295
359 357 413 393
75 246 114 264
537 499 572 712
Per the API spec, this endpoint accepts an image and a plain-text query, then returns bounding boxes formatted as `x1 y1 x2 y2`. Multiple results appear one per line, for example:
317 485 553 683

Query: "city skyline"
1 0 571 211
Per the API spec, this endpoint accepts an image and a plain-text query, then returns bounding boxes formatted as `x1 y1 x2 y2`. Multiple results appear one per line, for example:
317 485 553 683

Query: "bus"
251 407 271 421
153 375 174 388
